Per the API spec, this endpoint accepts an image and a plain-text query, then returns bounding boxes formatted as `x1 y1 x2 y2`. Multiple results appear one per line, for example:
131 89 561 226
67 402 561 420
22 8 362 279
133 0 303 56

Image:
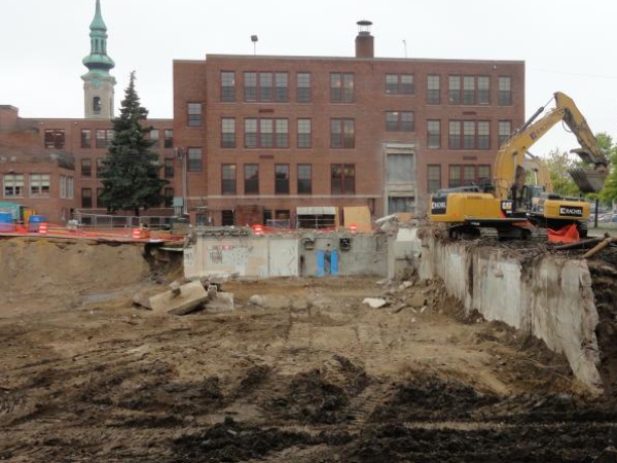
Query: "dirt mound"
346 422 614 463
370 374 498 422
0 238 151 310
267 356 368 424
173 417 317 462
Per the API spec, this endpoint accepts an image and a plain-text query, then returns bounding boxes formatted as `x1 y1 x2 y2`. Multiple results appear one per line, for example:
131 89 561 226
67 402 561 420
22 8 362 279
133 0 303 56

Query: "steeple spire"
83 0 114 72
82 0 116 119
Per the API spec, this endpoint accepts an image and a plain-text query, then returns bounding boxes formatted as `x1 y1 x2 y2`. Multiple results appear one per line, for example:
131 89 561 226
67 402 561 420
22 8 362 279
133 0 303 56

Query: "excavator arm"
493 91 608 200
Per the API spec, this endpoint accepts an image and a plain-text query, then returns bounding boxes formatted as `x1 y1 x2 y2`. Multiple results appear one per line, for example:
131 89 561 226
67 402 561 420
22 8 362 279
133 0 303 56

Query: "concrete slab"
205 292 235 313
150 281 209 315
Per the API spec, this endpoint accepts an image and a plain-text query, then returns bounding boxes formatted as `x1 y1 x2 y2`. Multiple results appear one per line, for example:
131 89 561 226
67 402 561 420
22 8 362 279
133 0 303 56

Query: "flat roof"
203 54 525 65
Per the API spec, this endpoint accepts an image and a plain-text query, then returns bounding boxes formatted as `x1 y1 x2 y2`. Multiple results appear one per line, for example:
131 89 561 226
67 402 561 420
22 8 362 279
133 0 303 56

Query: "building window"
244 72 257 102
297 164 312 194
498 120 512 146
222 210 235 226
427 120 441 149
150 129 160 146
331 164 355 195
221 71 236 102
330 73 354 103
29 174 50 197
275 119 289 148
449 165 491 188
498 76 512 105
60 175 74 199
164 129 174 148
477 76 490 104
97 187 106 209
221 118 236 148
385 74 414 95
450 121 490 150
297 118 311 148
275 164 290 195
463 121 476 149
44 129 65 149
478 165 491 184
449 165 461 188
244 118 288 148
81 188 92 208
187 102 203 127
93 96 102 114
385 111 414 132
232 71 288 103
330 118 355 148
221 164 236 195
245 118 257 148
296 72 311 103
81 129 91 148
387 154 415 183
187 148 202 171
448 75 461 104
259 72 273 102
68 176 74 199
427 75 440 104
260 119 273 148
163 187 174 207
449 121 462 149
388 197 415 214
427 165 441 193
95 129 113 148
81 158 92 177
463 76 475 105
3 174 24 197
275 72 288 102
477 121 490 149
164 158 174 178
244 164 259 194
96 158 105 178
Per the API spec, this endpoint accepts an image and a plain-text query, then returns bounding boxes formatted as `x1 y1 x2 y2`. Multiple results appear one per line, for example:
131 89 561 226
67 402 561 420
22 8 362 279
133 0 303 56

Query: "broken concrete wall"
387 227 423 280
184 234 298 278
299 233 387 277
184 230 388 279
402 230 603 393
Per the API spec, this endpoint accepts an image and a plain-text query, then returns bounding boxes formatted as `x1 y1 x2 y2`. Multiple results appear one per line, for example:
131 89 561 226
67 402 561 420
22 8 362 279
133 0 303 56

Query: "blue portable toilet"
28 215 47 233
0 211 14 232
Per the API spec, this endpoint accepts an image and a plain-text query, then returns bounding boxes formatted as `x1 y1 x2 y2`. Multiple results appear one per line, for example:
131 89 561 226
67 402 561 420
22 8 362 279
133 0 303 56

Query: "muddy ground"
1 238 617 462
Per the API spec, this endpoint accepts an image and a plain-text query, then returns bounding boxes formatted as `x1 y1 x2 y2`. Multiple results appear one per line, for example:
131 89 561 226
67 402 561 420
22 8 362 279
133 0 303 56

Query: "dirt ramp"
0 238 150 305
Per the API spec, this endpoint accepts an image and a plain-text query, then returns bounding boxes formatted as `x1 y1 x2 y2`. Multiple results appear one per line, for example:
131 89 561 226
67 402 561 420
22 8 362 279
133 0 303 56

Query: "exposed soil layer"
1 238 617 462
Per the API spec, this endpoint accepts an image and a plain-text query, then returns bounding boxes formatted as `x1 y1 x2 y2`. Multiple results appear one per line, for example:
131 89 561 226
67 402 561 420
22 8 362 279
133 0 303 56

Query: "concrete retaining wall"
184 230 387 279
408 231 603 393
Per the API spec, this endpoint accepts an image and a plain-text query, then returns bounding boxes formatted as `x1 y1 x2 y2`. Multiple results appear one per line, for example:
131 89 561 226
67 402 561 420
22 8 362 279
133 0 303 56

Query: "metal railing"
73 212 182 230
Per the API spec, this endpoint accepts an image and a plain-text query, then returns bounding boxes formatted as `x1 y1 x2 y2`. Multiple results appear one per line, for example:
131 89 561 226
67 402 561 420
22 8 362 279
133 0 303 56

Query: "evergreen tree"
99 72 167 216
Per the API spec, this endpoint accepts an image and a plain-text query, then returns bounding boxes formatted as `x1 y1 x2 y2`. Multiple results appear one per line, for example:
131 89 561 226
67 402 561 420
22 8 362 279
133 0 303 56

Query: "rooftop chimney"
355 20 374 58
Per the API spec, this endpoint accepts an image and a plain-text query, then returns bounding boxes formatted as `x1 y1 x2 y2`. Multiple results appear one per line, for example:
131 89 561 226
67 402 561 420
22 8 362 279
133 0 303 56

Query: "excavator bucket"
568 167 607 193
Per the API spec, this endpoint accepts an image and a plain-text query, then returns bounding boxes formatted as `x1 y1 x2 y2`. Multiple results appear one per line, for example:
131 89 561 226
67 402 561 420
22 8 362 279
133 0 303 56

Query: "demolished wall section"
411 231 603 393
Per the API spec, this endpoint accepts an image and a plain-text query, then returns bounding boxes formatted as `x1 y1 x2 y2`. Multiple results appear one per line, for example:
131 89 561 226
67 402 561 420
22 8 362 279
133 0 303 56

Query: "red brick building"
0 105 175 224
173 22 524 226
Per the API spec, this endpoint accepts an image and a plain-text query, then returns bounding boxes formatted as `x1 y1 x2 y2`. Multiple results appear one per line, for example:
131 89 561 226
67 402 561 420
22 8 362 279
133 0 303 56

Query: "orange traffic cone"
39 222 48 235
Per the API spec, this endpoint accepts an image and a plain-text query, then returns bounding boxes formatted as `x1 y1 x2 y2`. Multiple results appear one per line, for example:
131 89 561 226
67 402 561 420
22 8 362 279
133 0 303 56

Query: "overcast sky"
1 0 615 157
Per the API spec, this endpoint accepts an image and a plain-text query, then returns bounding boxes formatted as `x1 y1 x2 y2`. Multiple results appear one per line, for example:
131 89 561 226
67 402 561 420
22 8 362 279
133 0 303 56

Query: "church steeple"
82 0 116 119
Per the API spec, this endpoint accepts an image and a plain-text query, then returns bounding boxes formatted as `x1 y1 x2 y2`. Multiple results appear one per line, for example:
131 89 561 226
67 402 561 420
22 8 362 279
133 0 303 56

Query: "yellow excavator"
429 92 608 239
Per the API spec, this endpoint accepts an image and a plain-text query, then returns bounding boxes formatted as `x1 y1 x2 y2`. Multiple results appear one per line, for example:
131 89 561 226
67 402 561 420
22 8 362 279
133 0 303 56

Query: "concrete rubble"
135 274 236 316
362 297 388 309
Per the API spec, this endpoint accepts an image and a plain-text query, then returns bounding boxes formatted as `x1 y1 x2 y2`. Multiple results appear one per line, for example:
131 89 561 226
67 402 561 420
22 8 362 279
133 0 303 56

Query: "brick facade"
173 49 524 226
0 105 175 223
